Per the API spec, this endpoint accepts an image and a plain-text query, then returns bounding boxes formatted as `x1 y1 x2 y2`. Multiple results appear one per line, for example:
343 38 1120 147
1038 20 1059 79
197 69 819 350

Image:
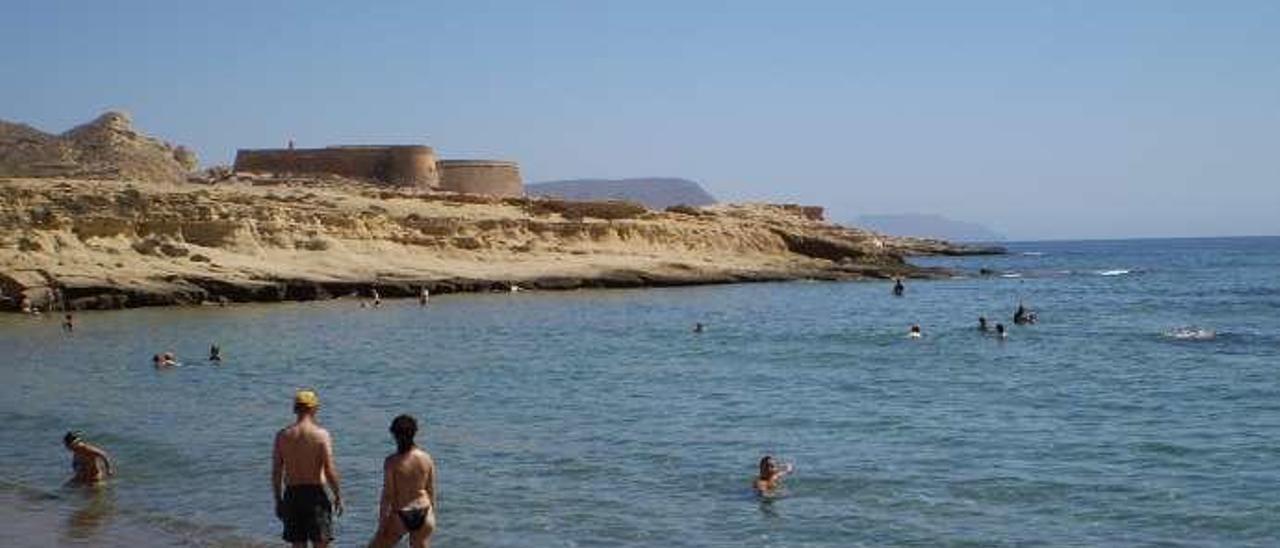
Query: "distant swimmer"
418 287 429 307
909 324 923 338
753 455 793 496
693 322 705 333
273 390 344 547
1013 302 1037 325
63 313 74 332
978 316 989 332
153 353 179 368
209 344 222 362
995 323 1007 338
368 414 438 548
372 288 382 308
892 278 905 297
63 431 114 485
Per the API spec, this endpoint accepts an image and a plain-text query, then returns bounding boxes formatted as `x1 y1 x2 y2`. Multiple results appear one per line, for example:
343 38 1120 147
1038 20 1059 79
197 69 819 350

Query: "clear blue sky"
3 0 1277 240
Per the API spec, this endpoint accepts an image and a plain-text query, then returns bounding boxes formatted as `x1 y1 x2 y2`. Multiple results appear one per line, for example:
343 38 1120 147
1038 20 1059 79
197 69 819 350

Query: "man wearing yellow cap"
272 389 344 547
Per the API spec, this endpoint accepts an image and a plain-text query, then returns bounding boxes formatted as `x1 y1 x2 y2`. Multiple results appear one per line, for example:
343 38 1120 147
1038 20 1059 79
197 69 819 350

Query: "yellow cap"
294 389 320 409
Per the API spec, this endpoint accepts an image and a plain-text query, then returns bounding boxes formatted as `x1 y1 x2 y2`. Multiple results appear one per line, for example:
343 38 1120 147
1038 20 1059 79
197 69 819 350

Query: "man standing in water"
63 431 114 485
272 390 344 548
369 414 437 548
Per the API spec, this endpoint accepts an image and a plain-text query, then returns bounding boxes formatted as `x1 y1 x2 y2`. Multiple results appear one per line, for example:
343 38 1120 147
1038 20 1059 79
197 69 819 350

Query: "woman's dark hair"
759 456 774 478
390 414 418 454
64 431 83 447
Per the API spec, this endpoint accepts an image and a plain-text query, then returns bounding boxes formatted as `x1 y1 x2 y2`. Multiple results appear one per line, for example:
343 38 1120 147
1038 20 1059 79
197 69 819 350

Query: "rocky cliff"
528 178 717 210
0 112 196 183
0 177 998 311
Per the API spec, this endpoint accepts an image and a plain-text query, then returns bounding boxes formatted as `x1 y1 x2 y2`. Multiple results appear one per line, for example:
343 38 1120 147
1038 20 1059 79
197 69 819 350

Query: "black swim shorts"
281 484 333 543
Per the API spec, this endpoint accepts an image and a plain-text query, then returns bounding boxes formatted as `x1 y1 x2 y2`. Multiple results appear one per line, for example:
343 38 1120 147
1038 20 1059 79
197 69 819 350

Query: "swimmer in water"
892 278 905 297
63 431 114 485
753 455 793 496
978 316 989 332
209 344 222 362
995 323 1007 338
909 324 922 338
372 288 382 308
418 287 429 307
693 322 705 333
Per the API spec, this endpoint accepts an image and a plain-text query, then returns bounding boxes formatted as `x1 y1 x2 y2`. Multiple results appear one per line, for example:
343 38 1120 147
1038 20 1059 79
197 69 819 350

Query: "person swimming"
909 324 923 338
209 344 222 362
1014 302 1037 325
62 313 74 332
63 431 114 485
892 278 905 297
978 316 989 332
418 287 429 307
995 323 1007 338
753 455 793 496
693 322 705 333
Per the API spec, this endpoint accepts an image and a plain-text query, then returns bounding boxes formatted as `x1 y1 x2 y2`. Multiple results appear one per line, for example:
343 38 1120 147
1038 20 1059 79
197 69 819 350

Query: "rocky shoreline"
0 177 1000 313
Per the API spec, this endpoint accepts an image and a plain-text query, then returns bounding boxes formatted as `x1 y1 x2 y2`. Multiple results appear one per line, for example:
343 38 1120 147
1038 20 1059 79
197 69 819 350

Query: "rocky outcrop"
0 112 196 183
0 177 999 312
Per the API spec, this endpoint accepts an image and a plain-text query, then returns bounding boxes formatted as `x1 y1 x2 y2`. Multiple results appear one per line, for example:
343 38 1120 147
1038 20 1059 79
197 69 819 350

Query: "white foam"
1097 269 1131 276
1164 327 1217 340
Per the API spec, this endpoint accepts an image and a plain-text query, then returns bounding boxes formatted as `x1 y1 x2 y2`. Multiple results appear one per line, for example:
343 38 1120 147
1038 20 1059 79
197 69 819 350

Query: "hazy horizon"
3 1 1277 240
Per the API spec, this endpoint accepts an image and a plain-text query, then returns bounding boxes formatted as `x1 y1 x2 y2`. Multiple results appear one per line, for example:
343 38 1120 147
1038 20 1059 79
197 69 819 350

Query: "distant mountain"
527 178 717 210
854 213 1005 242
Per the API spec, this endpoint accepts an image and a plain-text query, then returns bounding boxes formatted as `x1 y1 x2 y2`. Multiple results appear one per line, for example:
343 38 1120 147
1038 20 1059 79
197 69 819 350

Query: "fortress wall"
437 160 523 197
233 146 439 188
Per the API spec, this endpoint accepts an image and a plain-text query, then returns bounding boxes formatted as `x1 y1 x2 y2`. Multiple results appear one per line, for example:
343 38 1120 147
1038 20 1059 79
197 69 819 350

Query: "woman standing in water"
63 431 114 485
369 415 437 548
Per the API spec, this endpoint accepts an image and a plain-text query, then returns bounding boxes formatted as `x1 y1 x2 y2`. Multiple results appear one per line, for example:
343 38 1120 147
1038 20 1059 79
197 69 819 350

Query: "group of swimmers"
65 390 438 548
895 279 1036 340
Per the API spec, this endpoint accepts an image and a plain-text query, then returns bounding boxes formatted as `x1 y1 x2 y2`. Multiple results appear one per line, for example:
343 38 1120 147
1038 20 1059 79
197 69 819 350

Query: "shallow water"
2 237 1279 546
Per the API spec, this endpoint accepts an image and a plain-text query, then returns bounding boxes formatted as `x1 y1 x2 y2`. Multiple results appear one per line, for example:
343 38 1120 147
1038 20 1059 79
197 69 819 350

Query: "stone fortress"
233 144 523 197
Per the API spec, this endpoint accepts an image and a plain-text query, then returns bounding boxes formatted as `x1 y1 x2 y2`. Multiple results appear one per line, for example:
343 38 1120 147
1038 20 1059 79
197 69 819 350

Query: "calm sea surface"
2 237 1279 547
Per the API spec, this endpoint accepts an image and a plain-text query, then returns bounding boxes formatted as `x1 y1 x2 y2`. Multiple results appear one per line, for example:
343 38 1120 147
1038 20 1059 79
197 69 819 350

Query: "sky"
2 0 1277 240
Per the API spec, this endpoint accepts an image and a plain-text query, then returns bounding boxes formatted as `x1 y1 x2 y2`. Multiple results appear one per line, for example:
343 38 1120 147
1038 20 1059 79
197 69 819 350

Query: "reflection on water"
65 484 115 541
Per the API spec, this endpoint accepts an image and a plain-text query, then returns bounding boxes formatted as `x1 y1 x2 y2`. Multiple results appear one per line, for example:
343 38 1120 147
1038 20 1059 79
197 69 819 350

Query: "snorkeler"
368 414 438 548
753 455 793 496
63 431 114 485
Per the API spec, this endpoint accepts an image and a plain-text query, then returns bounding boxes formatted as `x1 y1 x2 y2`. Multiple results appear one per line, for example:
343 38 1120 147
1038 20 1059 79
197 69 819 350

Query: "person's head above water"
294 389 320 415
389 414 418 454
63 430 83 448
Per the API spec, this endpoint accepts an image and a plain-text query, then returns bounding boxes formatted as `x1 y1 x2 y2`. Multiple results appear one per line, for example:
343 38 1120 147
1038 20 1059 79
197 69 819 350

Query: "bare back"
276 420 332 486
385 448 436 511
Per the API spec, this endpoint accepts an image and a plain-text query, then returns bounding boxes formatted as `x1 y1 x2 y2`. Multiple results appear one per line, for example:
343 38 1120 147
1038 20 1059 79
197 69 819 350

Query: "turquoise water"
2 237 1278 546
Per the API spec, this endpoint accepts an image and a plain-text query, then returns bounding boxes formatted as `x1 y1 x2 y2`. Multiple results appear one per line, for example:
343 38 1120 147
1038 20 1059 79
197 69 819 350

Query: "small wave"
1020 251 1045 256
1163 327 1217 341
999 273 1023 278
1097 269 1132 276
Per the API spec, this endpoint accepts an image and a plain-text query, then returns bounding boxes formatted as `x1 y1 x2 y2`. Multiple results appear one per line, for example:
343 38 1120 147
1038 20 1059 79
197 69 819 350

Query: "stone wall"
437 160 523 197
233 146 439 188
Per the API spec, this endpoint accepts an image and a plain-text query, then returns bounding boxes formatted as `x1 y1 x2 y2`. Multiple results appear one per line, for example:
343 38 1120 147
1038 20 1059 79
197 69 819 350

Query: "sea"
1 237 1278 547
